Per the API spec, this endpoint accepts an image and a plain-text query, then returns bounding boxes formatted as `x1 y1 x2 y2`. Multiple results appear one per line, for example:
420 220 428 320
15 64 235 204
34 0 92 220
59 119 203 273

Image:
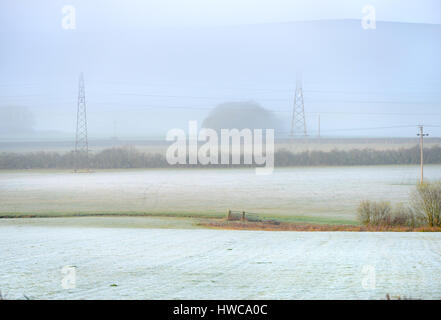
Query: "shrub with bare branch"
411 181 441 227
357 200 424 227
357 200 392 226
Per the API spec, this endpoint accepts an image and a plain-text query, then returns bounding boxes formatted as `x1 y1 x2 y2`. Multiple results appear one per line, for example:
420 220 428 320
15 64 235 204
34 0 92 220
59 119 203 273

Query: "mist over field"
1 0 441 302
1 1 440 140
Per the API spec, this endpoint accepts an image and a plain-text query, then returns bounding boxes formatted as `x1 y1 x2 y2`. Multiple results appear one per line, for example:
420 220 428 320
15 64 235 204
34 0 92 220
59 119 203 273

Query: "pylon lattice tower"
290 74 307 137
74 72 89 172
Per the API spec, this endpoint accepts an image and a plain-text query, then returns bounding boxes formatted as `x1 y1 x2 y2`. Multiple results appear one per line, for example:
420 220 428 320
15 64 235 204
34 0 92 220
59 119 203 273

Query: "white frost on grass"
0 225 440 299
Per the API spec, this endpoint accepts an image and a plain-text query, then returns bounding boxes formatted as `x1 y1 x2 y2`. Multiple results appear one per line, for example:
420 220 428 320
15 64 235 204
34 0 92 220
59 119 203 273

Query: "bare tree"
411 181 441 227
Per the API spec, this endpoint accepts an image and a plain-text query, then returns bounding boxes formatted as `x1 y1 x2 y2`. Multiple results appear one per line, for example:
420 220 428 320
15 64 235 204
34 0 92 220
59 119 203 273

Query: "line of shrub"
357 181 441 228
1 145 440 169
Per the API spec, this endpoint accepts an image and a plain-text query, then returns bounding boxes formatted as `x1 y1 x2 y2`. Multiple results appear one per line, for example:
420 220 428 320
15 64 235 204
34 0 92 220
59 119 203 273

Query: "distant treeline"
276 146 441 166
0 145 440 169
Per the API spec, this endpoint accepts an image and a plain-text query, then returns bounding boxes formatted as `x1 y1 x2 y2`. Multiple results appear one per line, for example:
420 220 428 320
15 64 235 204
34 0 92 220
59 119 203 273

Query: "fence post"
227 209 231 220
242 211 246 221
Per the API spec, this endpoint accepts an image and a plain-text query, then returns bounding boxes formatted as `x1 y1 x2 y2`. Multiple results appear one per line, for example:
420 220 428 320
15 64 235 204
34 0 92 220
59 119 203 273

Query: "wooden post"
242 211 246 221
227 209 231 220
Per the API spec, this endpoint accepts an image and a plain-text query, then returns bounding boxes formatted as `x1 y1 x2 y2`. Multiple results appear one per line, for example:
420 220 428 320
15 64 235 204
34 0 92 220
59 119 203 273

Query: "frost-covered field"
0 224 440 300
1 165 441 221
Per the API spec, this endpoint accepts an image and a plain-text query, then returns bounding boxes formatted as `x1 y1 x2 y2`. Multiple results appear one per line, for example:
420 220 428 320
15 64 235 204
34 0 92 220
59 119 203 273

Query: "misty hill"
1 19 440 138
3 19 439 88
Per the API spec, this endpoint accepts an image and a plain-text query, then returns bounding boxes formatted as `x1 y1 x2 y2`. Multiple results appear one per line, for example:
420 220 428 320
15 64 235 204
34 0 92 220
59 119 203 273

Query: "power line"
320 125 417 132
7 99 441 118
277 125 419 135
104 93 441 105
272 110 441 116
2 95 441 118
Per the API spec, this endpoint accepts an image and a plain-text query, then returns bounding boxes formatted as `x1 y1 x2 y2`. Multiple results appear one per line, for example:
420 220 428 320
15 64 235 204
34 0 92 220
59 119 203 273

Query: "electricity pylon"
74 72 89 172
290 74 307 137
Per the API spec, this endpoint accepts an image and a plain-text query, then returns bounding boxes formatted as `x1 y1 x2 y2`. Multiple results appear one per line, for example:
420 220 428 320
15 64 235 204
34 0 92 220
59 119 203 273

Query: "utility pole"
290 73 307 137
417 125 429 184
74 72 89 172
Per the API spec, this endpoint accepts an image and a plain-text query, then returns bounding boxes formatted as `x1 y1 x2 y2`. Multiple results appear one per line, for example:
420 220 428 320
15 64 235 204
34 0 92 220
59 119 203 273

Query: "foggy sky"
0 0 440 140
